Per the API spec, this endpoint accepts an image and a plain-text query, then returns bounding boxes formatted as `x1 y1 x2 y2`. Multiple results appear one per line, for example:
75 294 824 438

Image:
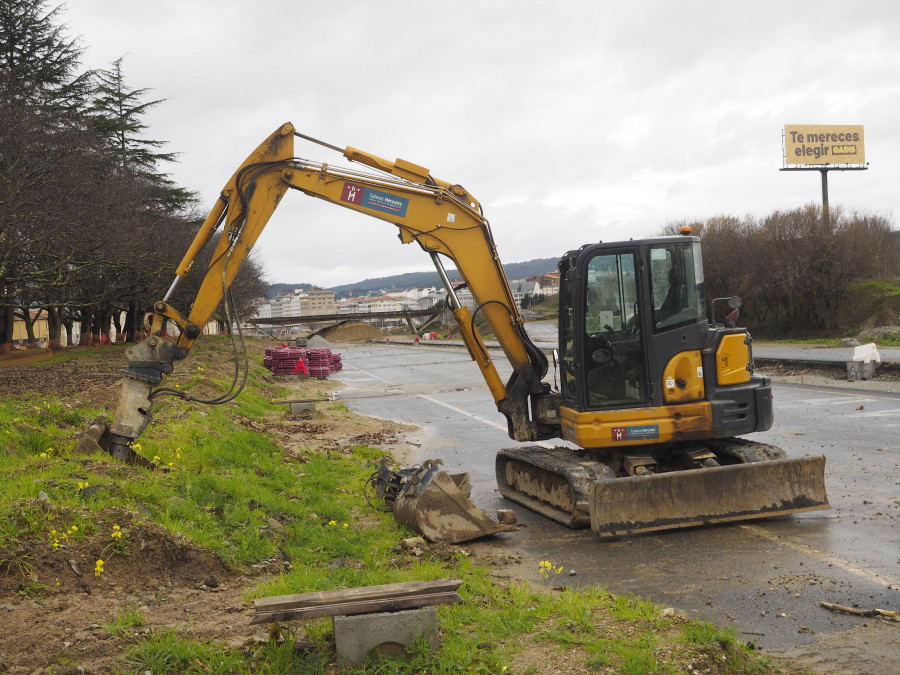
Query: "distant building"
507 280 542 309
528 272 560 295
256 287 336 319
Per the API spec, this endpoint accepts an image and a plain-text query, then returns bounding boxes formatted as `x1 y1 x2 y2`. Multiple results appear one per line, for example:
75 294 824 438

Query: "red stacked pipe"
306 348 333 378
263 345 340 378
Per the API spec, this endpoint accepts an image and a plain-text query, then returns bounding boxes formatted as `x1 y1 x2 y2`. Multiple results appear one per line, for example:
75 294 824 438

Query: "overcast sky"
62 1 899 288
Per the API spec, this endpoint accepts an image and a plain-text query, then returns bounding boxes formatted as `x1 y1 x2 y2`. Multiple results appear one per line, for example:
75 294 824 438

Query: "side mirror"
712 296 743 325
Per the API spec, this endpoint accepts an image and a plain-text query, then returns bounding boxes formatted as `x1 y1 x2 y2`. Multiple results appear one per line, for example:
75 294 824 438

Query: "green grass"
848 279 900 297
0 337 782 674
104 606 148 636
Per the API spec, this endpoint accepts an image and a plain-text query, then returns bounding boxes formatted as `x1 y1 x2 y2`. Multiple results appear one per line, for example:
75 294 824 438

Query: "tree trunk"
15 307 40 347
125 299 137 342
98 304 112 345
47 306 63 350
79 309 92 346
0 297 13 356
64 313 75 347
90 309 103 346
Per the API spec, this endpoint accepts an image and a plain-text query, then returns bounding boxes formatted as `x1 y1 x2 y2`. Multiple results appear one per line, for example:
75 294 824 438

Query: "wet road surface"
331 342 900 662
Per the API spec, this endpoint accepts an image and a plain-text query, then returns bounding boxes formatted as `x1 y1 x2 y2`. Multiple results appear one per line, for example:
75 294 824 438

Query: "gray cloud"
64 1 898 286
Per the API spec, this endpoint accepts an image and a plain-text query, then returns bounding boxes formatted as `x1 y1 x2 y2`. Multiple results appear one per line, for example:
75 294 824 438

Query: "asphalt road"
330 341 900 668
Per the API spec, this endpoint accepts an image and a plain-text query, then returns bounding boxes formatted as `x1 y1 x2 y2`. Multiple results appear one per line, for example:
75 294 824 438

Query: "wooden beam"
270 397 329 405
252 579 463 624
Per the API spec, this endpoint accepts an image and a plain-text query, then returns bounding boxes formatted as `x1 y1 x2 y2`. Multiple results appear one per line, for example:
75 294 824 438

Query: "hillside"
266 257 559 299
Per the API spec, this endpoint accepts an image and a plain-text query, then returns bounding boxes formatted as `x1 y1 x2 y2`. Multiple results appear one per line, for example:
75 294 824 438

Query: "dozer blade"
590 455 829 537
393 460 518 544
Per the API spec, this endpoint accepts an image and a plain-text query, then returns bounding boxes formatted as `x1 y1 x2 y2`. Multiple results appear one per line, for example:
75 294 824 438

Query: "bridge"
246 308 446 336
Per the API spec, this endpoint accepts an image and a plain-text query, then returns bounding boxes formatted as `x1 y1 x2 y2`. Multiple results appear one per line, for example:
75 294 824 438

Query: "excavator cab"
497 234 829 535
559 236 710 417
556 235 780 442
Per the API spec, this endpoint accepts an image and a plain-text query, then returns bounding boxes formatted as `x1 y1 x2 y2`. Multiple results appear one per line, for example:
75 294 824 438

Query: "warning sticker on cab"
341 182 409 217
610 425 660 442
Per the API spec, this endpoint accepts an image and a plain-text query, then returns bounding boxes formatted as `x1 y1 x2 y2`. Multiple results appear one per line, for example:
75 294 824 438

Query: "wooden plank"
251 591 462 624
254 579 462 613
270 397 329 405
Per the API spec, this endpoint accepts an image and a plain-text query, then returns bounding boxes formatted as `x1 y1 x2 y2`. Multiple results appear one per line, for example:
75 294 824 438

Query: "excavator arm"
100 122 558 463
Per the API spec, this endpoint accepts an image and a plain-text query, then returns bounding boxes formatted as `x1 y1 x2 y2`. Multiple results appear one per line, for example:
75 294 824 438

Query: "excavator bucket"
590 455 829 537
392 460 519 543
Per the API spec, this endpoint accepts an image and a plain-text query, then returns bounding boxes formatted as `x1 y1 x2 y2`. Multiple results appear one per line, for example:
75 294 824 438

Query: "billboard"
784 124 865 165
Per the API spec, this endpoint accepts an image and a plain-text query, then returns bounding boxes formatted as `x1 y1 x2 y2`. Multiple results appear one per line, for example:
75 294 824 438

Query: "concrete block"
289 400 317 415
333 605 439 665
847 360 877 382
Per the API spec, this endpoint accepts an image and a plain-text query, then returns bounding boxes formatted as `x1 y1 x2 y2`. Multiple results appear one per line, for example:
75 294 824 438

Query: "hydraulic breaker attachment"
392 459 519 543
72 414 158 470
590 455 829 537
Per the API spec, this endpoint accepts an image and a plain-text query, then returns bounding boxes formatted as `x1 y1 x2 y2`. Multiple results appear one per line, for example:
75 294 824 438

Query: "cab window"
647 242 705 332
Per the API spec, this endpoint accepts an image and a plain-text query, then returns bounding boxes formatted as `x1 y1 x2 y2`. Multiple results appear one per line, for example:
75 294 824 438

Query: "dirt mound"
307 334 332 349
315 320 381 343
0 501 245 674
0 502 234 598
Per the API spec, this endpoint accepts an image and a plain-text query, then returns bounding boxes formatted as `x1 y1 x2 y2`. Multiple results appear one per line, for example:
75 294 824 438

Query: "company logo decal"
610 425 660 441
341 182 409 217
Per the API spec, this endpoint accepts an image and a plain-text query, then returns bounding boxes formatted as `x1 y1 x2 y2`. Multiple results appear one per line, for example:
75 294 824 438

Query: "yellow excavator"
82 122 829 538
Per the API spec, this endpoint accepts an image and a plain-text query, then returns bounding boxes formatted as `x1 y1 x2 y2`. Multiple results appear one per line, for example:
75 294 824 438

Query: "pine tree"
90 56 196 212
0 0 93 110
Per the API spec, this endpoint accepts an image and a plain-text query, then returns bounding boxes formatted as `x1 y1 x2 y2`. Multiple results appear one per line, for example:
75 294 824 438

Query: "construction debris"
368 459 519 544
819 601 899 621
251 579 463 624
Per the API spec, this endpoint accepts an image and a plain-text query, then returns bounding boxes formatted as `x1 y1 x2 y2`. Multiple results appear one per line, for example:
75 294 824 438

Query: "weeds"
104 606 147 636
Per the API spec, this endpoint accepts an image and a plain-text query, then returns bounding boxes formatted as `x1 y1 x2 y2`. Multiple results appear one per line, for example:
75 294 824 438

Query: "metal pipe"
430 252 462 311
163 276 180 302
293 131 343 154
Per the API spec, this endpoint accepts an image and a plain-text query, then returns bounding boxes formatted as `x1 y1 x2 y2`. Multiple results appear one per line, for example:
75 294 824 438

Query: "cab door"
560 245 649 412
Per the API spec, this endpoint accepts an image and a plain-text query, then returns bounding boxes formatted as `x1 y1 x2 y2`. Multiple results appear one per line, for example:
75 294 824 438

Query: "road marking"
776 385 900 402
776 396 879 407
352 367 553 442
740 524 900 589
417 394 556 449
853 409 900 418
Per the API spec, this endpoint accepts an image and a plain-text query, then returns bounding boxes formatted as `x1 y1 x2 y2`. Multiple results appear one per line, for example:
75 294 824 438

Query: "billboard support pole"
779 165 866 228
781 124 867 229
